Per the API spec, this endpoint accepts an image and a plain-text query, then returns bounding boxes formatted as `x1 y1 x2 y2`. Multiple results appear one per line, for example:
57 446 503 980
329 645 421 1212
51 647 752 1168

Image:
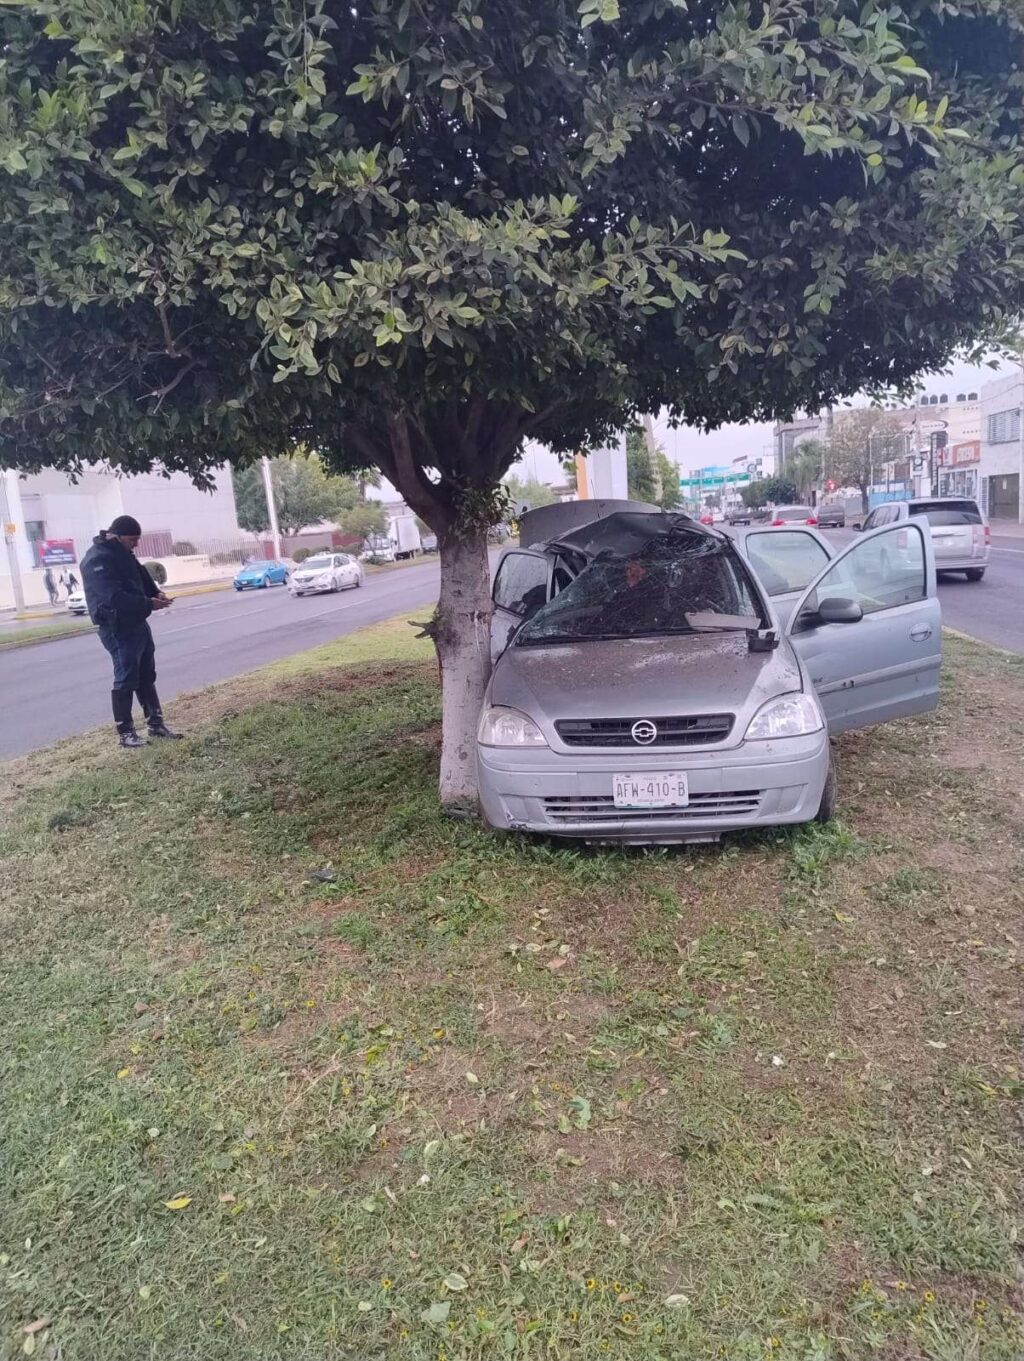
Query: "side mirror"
818 596 863 625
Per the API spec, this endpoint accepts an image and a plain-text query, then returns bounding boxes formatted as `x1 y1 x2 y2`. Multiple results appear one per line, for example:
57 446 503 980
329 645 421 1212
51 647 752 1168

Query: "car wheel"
815 752 838 824
965 568 985 582
234 585 243 591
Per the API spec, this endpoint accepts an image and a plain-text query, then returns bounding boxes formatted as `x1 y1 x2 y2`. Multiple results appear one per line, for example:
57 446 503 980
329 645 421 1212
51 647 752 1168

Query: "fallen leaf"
547 957 568 971
138 1285 152 1300
569 1095 592 1130
133 1000 150 1016
834 911 855 924
511 1234 528 1253
925 1040 948 1049
163 1195 192 1211
357 1301 372 1312
420 1301 451 1325
443 1272 468 1292
617 1292 635 1304
23 1321 49 1336
218 1193 237 1205
423 1139 441 1159
664 1294 690 1309
465 1072 479 1085
116 1067 131 1079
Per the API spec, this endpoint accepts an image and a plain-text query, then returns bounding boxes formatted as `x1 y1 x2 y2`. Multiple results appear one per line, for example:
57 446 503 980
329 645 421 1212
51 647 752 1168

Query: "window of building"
987 408 1022 444
24 520 46 542
968 391 978 401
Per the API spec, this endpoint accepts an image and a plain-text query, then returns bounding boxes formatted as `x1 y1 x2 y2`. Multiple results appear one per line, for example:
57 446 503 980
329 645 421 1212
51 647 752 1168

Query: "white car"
859 496 989 581
66 588 88 616
289 552 363 596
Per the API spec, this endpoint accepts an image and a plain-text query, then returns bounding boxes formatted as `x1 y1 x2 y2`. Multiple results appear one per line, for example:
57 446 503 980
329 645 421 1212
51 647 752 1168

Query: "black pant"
98 622 161 728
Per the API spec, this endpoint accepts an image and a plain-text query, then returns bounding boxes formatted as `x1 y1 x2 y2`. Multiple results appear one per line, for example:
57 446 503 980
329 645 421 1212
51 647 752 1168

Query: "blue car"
234 559 290 590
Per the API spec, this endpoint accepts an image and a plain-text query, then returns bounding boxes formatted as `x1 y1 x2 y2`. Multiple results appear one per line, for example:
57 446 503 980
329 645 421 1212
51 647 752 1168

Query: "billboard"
34 538 77 567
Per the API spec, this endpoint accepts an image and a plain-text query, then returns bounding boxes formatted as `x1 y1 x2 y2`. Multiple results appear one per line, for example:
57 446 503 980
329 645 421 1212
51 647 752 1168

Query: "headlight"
744 692 823 740
477 706 548 747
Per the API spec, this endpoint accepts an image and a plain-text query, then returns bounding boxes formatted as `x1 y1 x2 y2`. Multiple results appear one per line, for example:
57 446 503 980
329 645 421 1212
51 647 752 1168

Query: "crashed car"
478 511 941 844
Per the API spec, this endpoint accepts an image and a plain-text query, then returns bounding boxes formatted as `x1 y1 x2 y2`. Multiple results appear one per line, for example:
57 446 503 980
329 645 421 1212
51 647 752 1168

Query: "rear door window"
744 530 831 596
493 552 550 617
909 500 982 526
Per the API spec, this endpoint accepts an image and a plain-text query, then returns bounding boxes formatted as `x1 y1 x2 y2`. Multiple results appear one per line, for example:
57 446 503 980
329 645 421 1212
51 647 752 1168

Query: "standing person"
80 516 184 749
60 566 79 598
43 566 59 606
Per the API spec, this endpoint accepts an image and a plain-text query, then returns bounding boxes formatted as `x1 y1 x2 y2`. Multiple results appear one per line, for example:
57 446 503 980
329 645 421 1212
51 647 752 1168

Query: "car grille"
555 714 734 748
542 791 763 825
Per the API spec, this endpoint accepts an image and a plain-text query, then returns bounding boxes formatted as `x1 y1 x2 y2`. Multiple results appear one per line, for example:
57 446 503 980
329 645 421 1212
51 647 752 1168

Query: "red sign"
941 440 980 468
34 538 77 566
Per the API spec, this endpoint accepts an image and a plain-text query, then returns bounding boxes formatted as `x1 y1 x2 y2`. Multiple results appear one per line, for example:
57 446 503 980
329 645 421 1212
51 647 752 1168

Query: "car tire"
965 568 985 582
234 585 243 592
815 753 838 824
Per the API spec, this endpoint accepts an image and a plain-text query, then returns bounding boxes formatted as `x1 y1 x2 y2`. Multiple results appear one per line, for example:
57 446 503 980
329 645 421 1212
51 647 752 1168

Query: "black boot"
112 688 146 748
139 686 183 740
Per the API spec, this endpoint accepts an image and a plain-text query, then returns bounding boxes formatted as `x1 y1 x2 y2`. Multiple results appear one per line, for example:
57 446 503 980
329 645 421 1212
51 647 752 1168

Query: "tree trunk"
434 525 493 810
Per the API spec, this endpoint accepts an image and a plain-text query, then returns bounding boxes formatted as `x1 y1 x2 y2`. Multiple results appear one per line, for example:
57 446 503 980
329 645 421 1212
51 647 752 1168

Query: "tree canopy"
825 408 909 512
504 472 557 511
1 0 1023 803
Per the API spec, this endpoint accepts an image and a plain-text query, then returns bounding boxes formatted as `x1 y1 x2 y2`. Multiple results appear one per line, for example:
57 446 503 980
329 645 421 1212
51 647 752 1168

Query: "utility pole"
260 456 283 561
0 470 26 613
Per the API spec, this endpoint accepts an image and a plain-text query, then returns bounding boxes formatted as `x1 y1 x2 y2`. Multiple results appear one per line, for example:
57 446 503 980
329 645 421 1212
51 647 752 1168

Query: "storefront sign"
35 538 77 566
940 440 981 468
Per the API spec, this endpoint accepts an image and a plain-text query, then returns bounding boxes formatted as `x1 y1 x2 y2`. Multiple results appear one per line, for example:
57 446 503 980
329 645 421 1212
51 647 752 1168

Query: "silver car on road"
478 512 941 844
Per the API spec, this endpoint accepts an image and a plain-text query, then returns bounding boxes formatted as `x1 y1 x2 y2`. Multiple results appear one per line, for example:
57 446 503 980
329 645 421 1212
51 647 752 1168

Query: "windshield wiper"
684 612 763 632
518 630 633 646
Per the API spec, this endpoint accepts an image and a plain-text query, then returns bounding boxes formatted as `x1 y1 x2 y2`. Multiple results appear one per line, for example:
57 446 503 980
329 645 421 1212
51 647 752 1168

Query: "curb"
6 578 233 622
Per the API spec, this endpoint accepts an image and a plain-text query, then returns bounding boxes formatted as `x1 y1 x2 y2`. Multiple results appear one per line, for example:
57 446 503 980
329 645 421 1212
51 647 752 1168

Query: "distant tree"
625 426 657 503
504 473 557 511
826 410 906 514
787 439 828 502
656 451 682 511
339 500 388 543
232 450 359 537
743 477 798 508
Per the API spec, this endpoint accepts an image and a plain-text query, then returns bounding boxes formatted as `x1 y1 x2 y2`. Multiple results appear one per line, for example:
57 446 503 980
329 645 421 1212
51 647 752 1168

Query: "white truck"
389 511 421 560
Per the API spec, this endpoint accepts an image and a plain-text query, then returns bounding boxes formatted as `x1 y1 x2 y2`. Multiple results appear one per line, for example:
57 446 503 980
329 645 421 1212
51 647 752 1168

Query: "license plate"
613 772 689 809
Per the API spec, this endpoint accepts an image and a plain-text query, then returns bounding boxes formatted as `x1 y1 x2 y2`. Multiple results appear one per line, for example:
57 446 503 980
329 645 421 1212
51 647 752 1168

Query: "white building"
1 464 249 610
977 372 1023 522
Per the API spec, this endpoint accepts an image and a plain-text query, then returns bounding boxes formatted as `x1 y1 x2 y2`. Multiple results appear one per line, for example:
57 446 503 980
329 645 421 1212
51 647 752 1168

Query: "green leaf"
732 114 750 148
121 179 146 197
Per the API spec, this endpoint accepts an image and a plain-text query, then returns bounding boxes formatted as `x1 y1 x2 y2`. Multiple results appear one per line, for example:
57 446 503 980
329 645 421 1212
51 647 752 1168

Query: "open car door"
786 520 941 733
490 549 552 663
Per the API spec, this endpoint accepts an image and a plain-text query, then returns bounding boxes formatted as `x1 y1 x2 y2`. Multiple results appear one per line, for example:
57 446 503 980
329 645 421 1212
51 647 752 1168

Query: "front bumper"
290 578 333 595
478 732 830 843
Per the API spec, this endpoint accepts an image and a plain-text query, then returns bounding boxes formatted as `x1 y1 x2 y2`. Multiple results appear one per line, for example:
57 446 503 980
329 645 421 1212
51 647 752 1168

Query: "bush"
293 546 330 563
172 540 197 556
145 561 168 585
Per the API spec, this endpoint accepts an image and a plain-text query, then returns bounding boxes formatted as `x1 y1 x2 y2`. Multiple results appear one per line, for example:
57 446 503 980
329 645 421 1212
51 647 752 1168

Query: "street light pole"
260 456 283 561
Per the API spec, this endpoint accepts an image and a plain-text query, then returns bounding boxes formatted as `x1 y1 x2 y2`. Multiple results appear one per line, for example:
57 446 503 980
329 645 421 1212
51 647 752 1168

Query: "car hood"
489 632 803 748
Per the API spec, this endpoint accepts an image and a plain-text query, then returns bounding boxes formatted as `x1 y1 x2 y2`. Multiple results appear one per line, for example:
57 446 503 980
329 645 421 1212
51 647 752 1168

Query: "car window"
304 556 332 570
797 523 927 624
774 505 814 521
517 533 762 644
551 557 575 595
493 552 550 616
909 499 982 526
744 530 831 596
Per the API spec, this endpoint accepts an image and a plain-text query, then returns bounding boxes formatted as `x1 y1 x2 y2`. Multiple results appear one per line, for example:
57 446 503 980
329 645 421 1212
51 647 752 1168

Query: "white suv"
860 497 989 582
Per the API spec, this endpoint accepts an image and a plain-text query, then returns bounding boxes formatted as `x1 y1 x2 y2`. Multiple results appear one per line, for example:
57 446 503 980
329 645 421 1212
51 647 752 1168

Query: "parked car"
480 511 940 844
858 496 989 581
234 559 290 590
726 506 769 526
816 500 847 528
698 511 715 526
770 504 819 526
289 552 362 596
66 587 88 616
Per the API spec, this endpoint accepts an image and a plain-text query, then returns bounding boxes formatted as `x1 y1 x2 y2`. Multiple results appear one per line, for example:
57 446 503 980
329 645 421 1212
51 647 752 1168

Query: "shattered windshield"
517 532 763 645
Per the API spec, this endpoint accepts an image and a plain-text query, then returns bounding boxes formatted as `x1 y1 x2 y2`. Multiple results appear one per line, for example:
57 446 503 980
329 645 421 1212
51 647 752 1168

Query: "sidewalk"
989 518 1024 540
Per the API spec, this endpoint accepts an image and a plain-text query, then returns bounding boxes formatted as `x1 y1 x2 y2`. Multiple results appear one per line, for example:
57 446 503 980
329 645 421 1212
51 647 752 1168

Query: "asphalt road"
0 562 444 759
821 529 1024 655
1 536 1021 759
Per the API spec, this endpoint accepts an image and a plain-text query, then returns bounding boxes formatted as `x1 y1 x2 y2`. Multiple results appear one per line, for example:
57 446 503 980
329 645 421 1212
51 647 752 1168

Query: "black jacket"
80 535 160 629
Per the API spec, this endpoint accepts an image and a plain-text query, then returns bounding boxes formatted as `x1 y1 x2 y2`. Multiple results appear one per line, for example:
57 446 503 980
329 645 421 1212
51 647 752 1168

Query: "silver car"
859 497 989 581
478 512 941 844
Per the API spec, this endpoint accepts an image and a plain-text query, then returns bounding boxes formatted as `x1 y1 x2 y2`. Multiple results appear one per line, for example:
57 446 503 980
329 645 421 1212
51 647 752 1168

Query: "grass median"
1 620 1022 1361
0 618 94 649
